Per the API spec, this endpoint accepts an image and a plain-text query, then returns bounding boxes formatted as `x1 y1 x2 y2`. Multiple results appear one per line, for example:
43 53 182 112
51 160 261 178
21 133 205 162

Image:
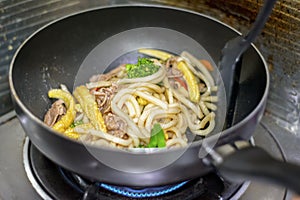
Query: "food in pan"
44 49 218 149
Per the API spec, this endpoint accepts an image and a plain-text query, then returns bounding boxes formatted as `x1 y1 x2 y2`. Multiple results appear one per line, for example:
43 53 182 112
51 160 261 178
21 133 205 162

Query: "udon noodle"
44 50 218 149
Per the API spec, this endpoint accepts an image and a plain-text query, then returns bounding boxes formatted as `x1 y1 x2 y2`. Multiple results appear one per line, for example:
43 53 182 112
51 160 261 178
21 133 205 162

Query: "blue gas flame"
98 181 188 198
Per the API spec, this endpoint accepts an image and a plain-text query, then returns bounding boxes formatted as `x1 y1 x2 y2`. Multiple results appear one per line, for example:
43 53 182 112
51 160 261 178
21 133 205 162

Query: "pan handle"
217 146 300 194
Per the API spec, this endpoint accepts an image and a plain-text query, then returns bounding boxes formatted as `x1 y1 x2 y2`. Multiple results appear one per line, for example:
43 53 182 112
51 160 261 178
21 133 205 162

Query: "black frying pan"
9 4 300 193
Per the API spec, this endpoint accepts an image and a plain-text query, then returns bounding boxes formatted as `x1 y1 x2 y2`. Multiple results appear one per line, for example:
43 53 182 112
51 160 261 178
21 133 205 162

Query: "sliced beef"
166 57 183 78
104 113 127 138
44 99 66 127
94 84 118 114
167 67 182 78
89 64 125 82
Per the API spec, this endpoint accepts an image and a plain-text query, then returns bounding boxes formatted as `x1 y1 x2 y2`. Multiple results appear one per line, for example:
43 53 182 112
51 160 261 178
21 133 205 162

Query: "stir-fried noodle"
44 50 219 149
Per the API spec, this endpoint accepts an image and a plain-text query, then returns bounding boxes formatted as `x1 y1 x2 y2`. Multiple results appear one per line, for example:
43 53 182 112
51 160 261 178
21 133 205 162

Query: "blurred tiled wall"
150 0 300 134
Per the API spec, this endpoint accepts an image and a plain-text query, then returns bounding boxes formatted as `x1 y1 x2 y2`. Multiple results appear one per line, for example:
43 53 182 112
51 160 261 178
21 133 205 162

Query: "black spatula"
219 0 277 126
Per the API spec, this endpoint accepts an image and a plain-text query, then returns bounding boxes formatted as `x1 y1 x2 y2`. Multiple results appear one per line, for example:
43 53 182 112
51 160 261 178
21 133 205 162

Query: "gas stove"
24 137 246 199
24 136 249 200
1 111 298 200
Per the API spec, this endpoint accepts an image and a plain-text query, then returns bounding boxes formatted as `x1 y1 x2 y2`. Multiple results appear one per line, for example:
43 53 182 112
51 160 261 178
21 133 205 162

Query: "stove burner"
98 182 188 198
58 166 188 198
23 138 250 199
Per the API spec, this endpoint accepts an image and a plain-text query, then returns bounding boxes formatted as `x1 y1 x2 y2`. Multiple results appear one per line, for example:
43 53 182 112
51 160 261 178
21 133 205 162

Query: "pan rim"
8 4 270 154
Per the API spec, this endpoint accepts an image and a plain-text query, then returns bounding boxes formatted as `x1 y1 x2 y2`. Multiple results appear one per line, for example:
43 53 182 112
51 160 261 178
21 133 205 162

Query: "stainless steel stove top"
1 111 299 200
